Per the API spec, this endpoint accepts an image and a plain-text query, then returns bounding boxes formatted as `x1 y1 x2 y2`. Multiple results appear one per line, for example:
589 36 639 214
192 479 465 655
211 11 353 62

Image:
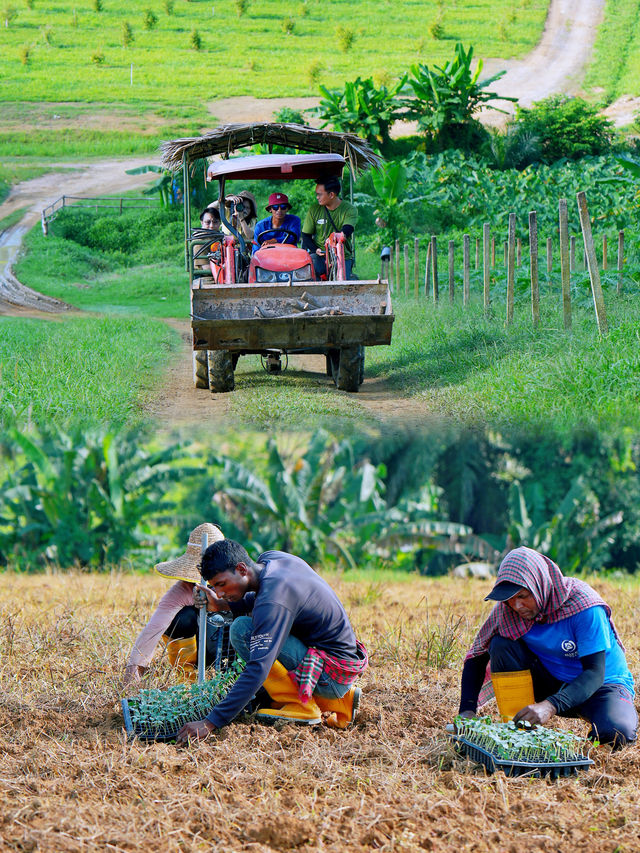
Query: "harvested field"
2 571 640 852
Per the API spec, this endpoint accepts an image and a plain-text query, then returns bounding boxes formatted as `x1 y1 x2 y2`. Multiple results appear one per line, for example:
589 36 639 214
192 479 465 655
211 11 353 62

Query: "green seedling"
454 715 590 764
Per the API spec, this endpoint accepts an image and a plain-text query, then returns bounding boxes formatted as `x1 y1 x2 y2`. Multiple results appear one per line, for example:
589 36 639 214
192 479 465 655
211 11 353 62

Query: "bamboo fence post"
491 236 496 268
413 237 419 298
617 230 624 294
463 234 470 307
503 240 508 268
602 234 608 270
517 237 522 267
448 240 455 303
577 191 608 336
483 223 490 314
475 236 479 269
559 198 572 331
424 238 432 297
431 235 439 303
404 243 409 296
506 214 515 325
529 211 539 328
395 238 400 292
546 237 552 274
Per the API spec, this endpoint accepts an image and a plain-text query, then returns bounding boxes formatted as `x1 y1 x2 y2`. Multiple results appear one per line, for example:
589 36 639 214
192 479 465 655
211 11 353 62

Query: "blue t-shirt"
523 606 635 695
252 214 301 254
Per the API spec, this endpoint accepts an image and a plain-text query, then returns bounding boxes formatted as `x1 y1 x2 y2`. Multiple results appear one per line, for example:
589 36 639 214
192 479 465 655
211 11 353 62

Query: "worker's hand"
175 718 216 746
122 664 145 689
194 583 230 613
315 248 323 256
512 699 556 727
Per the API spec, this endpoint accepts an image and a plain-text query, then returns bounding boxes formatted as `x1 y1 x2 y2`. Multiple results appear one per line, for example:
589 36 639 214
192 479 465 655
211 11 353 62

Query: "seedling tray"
121 697 183 742
454 736 594 778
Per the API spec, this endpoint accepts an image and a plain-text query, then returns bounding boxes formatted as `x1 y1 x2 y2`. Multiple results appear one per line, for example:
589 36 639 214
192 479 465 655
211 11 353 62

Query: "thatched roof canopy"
160 123 382 174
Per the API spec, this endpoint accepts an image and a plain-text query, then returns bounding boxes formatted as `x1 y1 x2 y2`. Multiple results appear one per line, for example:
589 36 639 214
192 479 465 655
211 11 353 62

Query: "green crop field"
0 0 548 107
584 0 640 100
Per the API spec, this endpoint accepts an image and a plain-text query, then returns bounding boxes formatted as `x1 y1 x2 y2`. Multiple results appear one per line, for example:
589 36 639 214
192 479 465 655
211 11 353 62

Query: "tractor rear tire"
208 350 235 393
193 351 209 389
335 345 362 392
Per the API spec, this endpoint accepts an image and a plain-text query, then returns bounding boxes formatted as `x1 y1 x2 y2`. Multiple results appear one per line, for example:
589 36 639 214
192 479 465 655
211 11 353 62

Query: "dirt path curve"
0 157 158 315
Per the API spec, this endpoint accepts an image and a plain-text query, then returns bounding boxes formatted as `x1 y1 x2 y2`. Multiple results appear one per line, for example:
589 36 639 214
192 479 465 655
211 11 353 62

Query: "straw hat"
154 523 224 583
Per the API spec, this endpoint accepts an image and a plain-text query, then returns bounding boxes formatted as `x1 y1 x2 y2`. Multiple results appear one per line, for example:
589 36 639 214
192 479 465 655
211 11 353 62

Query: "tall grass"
1 0 549 105
0 315 180 429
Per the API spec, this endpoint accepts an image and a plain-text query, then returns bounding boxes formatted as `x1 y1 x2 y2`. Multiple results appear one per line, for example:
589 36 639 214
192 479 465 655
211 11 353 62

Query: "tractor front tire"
208 350 235 393
335 346 362 392
193 351 209 389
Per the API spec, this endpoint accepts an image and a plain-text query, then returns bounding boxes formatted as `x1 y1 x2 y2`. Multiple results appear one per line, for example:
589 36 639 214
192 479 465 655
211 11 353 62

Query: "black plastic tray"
455 737 594 778
121 698 182 742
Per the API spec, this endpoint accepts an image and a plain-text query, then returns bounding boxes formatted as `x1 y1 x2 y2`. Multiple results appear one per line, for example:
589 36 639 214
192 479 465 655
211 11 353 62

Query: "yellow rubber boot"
162 634 198 683
256 660 321 725
492 669 535 721
315 686 361 729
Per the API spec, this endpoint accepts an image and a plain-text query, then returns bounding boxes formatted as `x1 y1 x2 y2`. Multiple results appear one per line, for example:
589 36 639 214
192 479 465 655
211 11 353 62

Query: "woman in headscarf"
458 546 637 746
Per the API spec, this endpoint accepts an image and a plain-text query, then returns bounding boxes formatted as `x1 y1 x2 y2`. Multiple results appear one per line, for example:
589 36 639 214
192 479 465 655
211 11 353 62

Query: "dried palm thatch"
160 122 382 174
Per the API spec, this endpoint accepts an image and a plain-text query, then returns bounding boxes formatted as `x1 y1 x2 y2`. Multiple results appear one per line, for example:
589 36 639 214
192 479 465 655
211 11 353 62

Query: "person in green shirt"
302 177 358 279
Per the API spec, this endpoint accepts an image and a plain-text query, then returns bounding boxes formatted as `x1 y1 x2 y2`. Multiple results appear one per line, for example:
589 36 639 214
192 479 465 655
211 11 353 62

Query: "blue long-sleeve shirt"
206 551 358 728
252 214 301 254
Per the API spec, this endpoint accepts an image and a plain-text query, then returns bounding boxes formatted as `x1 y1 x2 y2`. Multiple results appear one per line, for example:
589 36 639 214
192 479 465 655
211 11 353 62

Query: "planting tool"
196 531 208 683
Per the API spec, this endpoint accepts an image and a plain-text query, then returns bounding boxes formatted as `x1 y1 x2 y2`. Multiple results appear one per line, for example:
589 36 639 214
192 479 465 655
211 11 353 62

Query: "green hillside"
1 0 548 105
584 0 640 100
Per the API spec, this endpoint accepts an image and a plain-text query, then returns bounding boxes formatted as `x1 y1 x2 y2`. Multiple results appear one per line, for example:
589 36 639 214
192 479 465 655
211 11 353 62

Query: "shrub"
163 0 173 12
234 0 247 15
19 44 29 64
281 16 294 34
513 95 615 163
273 107 305 125
3 5 17 25
429 19 444 39
307 59 323 86
336 25 354 53
143 8 157 28
91 48 104 64
25 0 34 8
122 21 133 46
92 0 101 10
190 28 201 50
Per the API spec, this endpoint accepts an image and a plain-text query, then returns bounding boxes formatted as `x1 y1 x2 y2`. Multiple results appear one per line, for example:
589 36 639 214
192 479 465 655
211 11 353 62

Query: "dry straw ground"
1 572 640 852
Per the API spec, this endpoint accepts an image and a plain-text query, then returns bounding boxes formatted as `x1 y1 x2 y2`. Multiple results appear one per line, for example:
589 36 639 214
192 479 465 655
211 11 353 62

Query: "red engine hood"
252 244 313 271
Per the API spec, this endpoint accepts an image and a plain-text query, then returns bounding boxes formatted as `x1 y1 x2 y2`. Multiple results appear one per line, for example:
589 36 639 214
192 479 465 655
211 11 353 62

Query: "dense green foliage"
513 96 615 163
0 0 548 104
2 426 640 573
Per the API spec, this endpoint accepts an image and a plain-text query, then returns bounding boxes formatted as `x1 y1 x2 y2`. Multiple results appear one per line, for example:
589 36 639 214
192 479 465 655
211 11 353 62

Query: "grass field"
584 0 640 100
1 0 549 106
1 570 639 852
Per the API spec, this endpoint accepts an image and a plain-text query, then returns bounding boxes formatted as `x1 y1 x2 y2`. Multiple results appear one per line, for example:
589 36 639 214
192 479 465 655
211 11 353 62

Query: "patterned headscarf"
466 546 622 661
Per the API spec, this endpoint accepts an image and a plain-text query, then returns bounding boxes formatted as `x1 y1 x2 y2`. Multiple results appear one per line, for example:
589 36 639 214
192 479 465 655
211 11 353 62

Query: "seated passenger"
301 177 357 279
252 193 301 255
193 206 222 270
211 191 257 243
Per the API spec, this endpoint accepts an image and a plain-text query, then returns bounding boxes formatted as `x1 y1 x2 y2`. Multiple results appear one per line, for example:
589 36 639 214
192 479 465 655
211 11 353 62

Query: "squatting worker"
123 523 226 687
301 176 357 279
458 546 637 747
251 192 301 254
176 539 368 743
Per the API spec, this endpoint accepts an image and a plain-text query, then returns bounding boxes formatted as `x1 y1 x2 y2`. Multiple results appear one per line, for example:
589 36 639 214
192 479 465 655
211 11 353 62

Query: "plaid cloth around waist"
289 641 368 703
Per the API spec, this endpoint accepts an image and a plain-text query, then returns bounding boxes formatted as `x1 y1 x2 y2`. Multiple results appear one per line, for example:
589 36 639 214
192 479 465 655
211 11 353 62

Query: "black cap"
484 580 527 602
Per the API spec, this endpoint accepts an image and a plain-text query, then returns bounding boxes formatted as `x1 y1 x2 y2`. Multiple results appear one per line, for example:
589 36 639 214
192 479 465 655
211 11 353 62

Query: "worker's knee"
166 606 198 639
489 635 529 672
589 716 637 747
229 615 252 662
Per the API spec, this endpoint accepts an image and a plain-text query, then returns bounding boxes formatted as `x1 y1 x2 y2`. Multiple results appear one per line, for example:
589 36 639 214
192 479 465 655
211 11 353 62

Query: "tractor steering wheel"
256 228 299 246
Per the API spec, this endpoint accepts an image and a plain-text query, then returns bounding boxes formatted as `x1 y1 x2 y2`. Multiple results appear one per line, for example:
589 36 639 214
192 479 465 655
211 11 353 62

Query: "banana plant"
125 165 173 207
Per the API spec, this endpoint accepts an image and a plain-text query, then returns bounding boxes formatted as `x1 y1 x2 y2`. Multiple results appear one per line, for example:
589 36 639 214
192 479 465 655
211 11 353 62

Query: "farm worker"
251 192 301 254
123 523 226 688
175 539 368 743
301 176 357 279
458 546 637 747
200 207 221 229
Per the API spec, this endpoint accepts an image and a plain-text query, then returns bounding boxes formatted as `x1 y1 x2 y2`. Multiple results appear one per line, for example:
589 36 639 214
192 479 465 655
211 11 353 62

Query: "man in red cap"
252 192 301 254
